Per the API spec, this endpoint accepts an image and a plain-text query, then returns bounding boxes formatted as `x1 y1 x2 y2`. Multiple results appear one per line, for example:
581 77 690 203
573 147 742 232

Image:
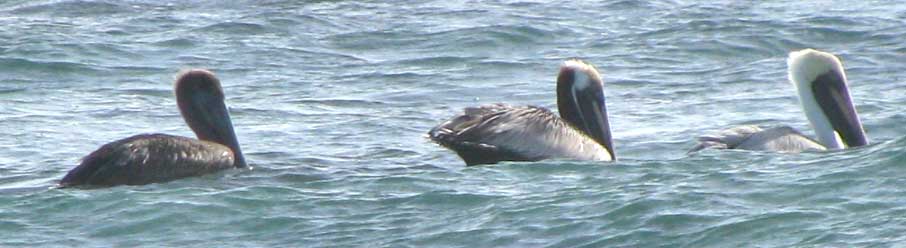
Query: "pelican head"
788 49 868 149
175 69 247 167
556 59 615 159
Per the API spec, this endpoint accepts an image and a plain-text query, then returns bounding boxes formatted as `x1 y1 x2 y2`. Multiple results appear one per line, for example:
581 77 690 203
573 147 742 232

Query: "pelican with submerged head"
60 69 247 187
429 59 615 165
690 49 868 153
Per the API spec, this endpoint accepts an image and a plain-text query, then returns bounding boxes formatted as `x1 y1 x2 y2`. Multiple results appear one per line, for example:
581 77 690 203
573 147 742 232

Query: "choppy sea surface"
1 0 905 247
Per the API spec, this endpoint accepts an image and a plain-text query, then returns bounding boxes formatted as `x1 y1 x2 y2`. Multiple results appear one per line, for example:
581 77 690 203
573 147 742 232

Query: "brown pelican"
429 59 615 165
690 49 868 153
59 69 247 187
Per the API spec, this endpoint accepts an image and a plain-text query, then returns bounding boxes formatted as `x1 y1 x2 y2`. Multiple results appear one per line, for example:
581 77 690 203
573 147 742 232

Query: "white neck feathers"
787 49 848 149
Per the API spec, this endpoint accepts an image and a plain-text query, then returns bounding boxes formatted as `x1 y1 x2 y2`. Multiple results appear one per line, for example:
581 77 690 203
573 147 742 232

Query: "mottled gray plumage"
60 134 235 187
429 104 611 165
689 125 825 153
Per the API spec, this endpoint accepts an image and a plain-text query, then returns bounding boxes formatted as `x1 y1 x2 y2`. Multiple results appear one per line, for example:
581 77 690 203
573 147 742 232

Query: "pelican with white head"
690 49 868 153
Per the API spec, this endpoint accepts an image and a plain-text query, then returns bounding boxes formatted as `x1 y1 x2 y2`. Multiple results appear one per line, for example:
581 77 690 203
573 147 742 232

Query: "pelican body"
429 60 615 165
691 49 868 153
60 70 246 187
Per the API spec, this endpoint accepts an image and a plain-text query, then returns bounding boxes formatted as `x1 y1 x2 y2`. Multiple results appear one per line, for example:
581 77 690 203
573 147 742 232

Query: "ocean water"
1 0 905 247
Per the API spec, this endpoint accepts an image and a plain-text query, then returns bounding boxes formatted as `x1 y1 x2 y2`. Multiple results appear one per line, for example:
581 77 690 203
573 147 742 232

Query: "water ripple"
0 0 905 247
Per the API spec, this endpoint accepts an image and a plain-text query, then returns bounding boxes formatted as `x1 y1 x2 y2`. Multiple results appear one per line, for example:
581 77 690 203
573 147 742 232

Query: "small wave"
395 56 475 67
151 38 197 48
0 57 101 74
8 0 133 17
0 88 27 95
289 98 388 108
686 211 827 247
195 22 274 35
428 25 553 47
393 190 500 207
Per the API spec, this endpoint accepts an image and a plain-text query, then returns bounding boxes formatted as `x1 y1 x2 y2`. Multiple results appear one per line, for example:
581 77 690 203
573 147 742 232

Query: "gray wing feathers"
734 126 826 152
430 104 611 163
61 134 235 187
690 125 825 153
689 125 764 152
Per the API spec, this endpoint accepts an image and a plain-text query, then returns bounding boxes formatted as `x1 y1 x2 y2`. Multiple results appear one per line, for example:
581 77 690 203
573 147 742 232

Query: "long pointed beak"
190 94 247 167
557 60 615 159
575 89 615 159
177 70 247 168
811 69 868 148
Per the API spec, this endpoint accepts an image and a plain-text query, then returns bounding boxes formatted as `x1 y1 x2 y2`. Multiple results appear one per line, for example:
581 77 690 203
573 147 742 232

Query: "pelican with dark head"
690 49 868 153
429 59 615 165
59 69 246 187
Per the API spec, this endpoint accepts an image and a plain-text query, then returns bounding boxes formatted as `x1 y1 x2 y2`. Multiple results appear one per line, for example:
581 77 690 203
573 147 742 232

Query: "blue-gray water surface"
1 0 905 247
